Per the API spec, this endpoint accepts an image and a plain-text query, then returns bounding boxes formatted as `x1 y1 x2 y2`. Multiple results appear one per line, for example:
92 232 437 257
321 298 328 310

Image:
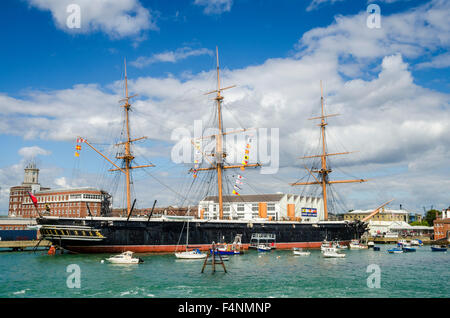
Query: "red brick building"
8 163 111 218
434 208 450 241
21 188 111 218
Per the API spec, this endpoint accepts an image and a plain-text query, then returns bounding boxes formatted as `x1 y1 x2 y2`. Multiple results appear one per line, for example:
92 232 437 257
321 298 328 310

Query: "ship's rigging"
290 81 368 220
188 47 261 219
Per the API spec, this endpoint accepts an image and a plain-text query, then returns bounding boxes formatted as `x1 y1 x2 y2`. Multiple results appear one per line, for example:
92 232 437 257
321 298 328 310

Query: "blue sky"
0 0 449 214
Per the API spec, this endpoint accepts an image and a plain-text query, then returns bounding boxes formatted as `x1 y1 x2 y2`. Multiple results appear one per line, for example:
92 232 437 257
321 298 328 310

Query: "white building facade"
198 194 324 222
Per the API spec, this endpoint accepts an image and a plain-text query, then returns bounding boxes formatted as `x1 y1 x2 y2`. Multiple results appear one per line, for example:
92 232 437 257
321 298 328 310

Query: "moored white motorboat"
293 248 310 256
322 247 346 258
106 251 143 264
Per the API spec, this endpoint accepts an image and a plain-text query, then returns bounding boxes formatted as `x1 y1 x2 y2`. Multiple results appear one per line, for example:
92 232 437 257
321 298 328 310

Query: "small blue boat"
257 244 271 252
402 246 416 252
431 245 447 252
388 248 403 254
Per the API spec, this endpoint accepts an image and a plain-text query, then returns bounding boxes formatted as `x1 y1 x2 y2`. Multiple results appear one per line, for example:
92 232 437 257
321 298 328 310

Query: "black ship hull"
36 217 368 253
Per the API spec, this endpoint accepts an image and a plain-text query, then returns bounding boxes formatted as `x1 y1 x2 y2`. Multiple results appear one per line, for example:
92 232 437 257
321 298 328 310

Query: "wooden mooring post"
201 242 227 274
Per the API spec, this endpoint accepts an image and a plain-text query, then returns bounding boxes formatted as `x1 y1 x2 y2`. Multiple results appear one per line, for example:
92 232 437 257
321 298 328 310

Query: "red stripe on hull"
65 241 350 254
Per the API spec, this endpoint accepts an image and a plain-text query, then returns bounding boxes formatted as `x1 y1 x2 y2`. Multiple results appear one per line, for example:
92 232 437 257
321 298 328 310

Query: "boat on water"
349 239 368 249
257 244 271 252
410 239 423 246
397 239 408 247
215 235 243 255
293 248 310 256
333 241 348 250
367 241 375 248
322 247 345 258
36 52 391 254
174 220 207 259
402 246 416 252
431 245 447 252
373 246 380 251
387 248 403 254
106 251 143 264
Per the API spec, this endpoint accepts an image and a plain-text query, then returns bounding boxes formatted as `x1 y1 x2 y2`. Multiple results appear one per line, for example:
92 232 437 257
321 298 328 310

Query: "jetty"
0 240 51 251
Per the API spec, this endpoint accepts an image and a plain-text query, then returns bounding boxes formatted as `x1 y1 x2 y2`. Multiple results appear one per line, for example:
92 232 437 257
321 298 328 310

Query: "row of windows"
0 226 25 230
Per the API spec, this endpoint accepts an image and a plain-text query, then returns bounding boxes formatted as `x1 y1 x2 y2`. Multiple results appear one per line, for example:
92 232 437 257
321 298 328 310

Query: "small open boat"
373 246 381 251
402 246 416 252
293 248 310 256
431 245 447 252
322 247 346 258
106 251 143 264
387 248 403 254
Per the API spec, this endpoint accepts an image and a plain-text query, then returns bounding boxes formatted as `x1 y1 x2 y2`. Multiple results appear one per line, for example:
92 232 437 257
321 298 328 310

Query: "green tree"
424 209 440 226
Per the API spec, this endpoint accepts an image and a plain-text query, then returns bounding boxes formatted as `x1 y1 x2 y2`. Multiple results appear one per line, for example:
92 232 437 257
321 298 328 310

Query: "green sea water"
0 245 448 298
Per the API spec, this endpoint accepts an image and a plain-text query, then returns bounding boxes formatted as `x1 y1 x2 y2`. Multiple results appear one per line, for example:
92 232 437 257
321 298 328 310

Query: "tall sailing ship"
36 50 378 253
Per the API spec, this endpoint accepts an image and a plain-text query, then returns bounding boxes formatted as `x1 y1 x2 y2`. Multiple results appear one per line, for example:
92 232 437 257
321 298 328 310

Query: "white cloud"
131 47 214 68
298 0 450 63
26 0 157 39
416 52 450 69
194 0 233 15
306 0 346 12
18 146 51 159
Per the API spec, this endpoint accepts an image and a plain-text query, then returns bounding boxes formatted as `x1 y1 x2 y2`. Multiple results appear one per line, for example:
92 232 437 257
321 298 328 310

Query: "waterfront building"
344 208 410 222
198 194 323 221
433 208 450 241
8 162 50 217
367 220 433 237
20 188 111 218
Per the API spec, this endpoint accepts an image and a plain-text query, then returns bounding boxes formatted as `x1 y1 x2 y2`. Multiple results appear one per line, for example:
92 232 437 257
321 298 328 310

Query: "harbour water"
1 245 448 298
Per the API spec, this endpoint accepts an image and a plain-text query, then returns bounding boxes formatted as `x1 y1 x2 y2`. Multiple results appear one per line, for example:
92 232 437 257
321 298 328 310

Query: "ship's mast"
79 59 154 218
291 81 367 220
193 47 260 220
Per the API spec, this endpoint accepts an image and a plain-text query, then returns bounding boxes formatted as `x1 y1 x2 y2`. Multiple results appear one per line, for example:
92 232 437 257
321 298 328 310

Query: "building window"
252 204 258 212
268 203 275 211
237 204 244 212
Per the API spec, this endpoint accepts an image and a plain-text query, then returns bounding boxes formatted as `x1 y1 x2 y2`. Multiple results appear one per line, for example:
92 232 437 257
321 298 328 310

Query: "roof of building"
201 193 321 203
36 187 102 194
348 209 410 215
202 194 286 203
